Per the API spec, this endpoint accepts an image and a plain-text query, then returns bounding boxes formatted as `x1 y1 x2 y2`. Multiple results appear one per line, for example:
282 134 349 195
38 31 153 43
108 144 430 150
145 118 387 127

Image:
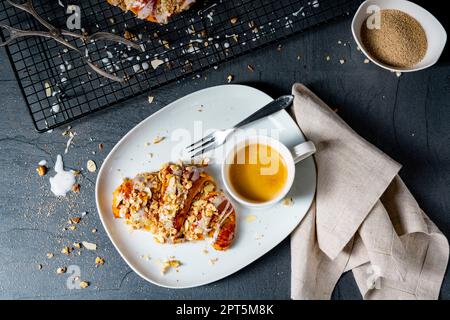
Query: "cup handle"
291 141 316 164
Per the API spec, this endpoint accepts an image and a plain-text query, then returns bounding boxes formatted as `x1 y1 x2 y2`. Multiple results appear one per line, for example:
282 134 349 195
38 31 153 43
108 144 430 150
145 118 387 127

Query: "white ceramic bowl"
352 0 447 72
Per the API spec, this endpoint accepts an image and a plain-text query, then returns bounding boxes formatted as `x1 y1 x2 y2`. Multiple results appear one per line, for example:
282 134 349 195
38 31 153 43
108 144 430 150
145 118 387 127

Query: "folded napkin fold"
290 84 449 300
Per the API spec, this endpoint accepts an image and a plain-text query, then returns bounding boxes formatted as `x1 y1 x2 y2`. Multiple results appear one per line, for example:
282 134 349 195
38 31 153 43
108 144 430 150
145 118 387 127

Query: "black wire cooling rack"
0 0 362 132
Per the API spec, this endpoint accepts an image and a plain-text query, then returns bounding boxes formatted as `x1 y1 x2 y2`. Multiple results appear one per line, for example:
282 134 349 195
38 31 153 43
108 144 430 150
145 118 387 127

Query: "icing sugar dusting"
49 155 76 197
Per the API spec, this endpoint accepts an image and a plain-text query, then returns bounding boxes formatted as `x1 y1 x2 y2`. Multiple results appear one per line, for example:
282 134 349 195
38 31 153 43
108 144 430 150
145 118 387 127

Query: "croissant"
185 192 236 251
107 0 196 24
112 162 236 251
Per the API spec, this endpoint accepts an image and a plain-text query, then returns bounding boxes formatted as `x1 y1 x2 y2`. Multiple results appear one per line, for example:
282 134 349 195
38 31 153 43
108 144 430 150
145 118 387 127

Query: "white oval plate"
96 85 316 288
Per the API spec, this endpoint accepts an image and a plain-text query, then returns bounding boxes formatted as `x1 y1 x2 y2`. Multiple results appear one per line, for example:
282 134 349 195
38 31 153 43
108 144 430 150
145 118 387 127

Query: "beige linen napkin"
290 83 449 300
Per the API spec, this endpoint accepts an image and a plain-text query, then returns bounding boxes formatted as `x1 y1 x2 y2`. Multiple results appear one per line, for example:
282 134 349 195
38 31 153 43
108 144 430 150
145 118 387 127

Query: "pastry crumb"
36 165 47 176
161 257 181 274
69 217 81 224
141 254 151 261
61 246 73 255
282 197 294 206
57 267 67 274
254 233 264 241
71 183 80 193
153 136 166 144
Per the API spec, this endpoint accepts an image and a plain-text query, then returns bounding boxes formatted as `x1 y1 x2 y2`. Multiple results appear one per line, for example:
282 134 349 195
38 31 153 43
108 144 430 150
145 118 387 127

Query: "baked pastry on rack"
107 0 196 24
112 162 237 251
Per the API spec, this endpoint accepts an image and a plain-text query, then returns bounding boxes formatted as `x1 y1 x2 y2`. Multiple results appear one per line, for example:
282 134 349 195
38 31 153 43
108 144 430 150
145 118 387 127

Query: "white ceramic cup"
221 135 316 208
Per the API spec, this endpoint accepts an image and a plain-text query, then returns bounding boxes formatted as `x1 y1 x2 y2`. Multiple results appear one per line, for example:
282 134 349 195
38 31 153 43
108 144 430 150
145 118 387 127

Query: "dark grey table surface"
0 1 449 300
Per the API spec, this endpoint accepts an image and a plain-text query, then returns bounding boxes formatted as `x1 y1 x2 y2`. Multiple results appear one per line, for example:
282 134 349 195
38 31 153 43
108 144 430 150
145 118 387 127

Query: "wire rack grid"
0 0 363 132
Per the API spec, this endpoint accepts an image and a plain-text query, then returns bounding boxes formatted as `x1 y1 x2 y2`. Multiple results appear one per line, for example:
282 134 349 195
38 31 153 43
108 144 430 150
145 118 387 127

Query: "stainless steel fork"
186 95 294 157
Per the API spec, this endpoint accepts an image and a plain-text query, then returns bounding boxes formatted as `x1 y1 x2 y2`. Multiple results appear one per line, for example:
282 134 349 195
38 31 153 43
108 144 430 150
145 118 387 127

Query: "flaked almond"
151 59 164 69
162 40 170 49
82 241 97 251
87 160 97 173
44 82 52 97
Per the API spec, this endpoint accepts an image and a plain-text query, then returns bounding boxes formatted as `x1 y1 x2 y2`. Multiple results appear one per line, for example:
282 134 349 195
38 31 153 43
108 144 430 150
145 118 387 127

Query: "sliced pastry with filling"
112 172 161 231
107 0 196 24
184 191 237 251
112 162 237 251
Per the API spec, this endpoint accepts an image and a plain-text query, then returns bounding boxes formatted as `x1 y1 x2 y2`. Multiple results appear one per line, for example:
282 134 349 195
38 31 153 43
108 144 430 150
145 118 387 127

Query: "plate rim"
95 84 316 289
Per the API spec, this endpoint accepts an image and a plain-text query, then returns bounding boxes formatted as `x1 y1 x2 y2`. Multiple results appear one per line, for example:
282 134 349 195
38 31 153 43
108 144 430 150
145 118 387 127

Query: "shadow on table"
239 81 287 98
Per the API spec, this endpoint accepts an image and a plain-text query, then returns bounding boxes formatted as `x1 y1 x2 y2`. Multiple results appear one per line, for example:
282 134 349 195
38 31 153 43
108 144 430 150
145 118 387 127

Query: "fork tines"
186 133 216 156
